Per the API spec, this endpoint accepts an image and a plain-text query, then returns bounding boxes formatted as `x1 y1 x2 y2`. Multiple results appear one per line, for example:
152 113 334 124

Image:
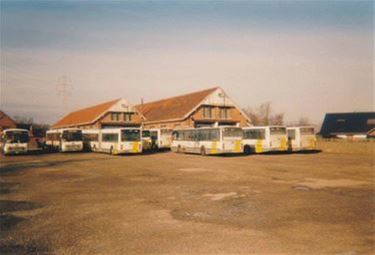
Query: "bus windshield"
62 130 82 141
121 129 140 141
300 128 314 135
222 127 242 137
270 127 286 135
4 131 29 143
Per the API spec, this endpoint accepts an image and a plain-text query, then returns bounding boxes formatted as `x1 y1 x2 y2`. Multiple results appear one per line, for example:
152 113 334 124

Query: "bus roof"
3 128 29 133
287 126 315 130
243 125 286 130
173 126 241 131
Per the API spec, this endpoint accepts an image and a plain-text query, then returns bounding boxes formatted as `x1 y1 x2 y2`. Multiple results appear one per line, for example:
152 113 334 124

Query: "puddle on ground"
293 185 312 192
296 178 368 190
0 214 25 231
202 192 245 201
0 243 50 254
0 200 43 213
178 168 213 172
0 182 20 194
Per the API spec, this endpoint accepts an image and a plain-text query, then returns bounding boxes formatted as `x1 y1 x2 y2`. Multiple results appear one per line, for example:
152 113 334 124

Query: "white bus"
171 126 243 155
82 129 100 151
287 126 317 151
46 128 83 152
142 128 173 151
242 126 288 155
96 128 142 155
0 129 29 155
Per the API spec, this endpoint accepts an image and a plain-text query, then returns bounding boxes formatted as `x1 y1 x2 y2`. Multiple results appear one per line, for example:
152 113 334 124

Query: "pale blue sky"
0 0 373 124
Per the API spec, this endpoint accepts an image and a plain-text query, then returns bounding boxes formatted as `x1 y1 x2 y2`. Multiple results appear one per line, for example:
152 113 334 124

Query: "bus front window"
5 131 29 143
121 130 140 141
223 127 242 138
62 131 82 141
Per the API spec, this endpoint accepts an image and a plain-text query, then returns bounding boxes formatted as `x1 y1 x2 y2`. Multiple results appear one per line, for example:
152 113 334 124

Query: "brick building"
0 110 17 132
136 87 251 129
52 87 251 130
52 99 143 129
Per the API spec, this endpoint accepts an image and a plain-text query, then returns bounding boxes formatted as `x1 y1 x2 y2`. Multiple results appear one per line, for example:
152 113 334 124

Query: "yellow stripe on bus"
234 140 241 152
255 140 263 153
309 139 316 150
132 142 139 153
280 137 287 151
211 141 218 154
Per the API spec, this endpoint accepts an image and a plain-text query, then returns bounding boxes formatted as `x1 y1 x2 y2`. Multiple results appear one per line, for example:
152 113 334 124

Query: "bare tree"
296 117 310 126
243 102 284 126
13 116 34 124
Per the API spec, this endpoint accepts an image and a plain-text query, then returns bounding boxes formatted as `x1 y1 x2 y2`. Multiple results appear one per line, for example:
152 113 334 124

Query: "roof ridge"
68 98 121 115
135 87 219 107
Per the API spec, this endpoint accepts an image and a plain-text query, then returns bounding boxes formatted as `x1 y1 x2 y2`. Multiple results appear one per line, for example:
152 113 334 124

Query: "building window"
219 108 229 119
123 113 132 122
203 106 212 118
111 113 120 121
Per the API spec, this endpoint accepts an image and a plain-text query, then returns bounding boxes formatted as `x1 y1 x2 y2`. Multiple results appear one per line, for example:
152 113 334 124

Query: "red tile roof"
135 87 218 122
0 110 17 129
53 99 120 128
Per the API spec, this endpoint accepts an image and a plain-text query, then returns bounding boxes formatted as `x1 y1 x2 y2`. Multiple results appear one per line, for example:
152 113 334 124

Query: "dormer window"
219 108 229 119
123 113 132 122
111 113 120 121
203 106 212 118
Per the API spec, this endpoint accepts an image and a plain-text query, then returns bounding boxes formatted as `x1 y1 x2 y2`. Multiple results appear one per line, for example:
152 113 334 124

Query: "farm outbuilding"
319 112 375 139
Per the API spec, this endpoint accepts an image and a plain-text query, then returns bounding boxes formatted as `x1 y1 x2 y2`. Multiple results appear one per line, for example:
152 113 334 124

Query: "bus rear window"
142 131 150 138
62 130 82 141
270 127 286 135
300 128 314 135
121 130 140 141
5 131 29 143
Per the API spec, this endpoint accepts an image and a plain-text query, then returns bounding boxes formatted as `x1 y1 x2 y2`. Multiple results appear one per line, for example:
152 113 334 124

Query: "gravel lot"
0 151 374 254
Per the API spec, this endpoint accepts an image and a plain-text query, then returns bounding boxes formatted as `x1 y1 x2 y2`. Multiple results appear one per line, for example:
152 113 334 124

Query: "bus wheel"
200 146 206 156
244 145 252 155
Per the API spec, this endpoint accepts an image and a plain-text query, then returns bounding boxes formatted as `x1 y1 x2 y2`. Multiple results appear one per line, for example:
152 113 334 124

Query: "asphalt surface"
0 151 374 254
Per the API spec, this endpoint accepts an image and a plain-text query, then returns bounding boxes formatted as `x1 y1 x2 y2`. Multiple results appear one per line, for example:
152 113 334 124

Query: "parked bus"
82 129 99 151
0 128 29 155
46 128 83 152
142 128 173 151
96 128 142 155
242 126 288 155
171 126 242 155
287 126 316 151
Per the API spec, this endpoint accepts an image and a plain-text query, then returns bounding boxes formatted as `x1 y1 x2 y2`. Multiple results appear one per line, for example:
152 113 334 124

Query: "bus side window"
172 131 179 140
